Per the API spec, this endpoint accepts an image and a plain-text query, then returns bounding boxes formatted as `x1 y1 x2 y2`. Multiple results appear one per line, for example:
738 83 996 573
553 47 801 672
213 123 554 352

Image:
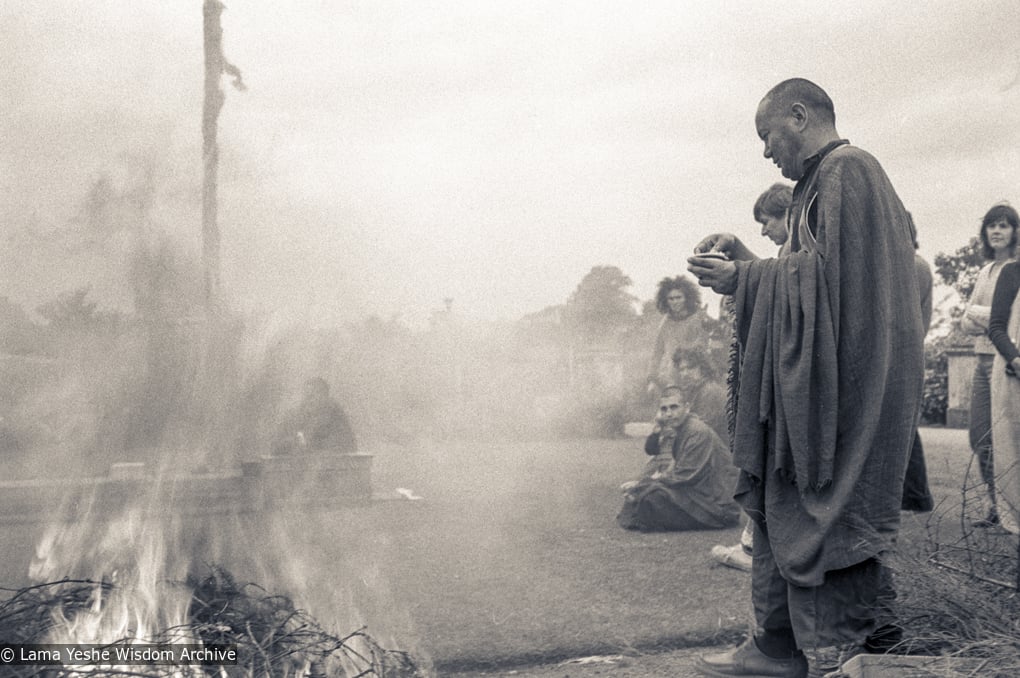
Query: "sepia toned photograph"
1 2 1019 676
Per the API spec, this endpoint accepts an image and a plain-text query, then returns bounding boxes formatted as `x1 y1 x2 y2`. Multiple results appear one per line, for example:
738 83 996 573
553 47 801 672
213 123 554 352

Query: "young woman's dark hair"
979 203 1019 260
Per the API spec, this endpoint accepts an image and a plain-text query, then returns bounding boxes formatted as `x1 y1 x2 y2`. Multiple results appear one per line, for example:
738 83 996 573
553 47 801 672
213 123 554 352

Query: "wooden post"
202 0 225 310
198 0 244 466
201 0 244 311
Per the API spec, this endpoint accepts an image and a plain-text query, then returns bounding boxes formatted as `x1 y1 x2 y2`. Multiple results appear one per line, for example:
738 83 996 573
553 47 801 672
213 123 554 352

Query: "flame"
27 491 398 677
30 508 203 676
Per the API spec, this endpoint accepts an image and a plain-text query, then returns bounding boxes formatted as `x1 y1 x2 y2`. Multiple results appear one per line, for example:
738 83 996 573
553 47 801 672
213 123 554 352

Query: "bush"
921 337 949 425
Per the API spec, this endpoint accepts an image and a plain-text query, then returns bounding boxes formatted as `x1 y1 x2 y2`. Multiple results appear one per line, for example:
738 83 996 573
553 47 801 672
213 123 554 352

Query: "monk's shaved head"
762 78 835 125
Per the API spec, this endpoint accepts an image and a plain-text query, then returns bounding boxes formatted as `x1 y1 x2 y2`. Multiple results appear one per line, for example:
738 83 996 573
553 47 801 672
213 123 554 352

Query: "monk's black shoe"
695 637 808 677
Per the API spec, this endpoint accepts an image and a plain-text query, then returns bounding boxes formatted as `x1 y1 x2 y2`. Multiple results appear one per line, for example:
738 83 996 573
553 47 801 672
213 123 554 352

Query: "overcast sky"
2 1 1019 327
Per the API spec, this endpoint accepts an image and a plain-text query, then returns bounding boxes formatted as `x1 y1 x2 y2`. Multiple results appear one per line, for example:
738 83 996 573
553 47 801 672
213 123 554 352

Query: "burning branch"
0 567 423 678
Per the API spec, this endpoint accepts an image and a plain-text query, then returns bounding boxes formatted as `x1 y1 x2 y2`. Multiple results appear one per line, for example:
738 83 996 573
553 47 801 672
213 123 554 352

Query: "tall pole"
201 0 244 311
202 0 225 310
198 0 244 465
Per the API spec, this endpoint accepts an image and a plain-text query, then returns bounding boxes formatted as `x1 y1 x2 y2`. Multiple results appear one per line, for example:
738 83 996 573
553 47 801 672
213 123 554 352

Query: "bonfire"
0 494 423 678
0 566 421 677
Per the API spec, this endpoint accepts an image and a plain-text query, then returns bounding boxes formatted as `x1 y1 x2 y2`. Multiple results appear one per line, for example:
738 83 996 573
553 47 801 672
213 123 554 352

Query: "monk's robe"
731 143 924 588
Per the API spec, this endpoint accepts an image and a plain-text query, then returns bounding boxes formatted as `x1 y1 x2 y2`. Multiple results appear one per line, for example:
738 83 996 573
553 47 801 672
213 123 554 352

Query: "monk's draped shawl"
731 145 924 587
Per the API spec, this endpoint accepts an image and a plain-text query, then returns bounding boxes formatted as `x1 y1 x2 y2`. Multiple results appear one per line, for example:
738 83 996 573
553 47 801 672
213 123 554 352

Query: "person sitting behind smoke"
273 378 358 455
617 387 740 532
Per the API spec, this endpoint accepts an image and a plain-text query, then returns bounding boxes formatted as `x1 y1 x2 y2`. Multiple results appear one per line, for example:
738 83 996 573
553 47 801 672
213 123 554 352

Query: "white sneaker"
710 544 752 572
739 520 755 551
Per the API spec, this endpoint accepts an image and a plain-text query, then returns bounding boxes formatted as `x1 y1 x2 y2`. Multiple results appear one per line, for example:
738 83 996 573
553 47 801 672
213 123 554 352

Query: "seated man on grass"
617 386 741 532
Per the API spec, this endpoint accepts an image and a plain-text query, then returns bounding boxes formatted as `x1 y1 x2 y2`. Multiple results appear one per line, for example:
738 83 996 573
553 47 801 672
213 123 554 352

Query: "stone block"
840 653 987 677
946 407 969 429
624 422 654 438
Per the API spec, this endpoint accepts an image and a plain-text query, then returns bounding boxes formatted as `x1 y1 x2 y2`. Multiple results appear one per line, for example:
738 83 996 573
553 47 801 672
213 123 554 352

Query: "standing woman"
987 204 1020 535
645 276 705 396
960 203 1018 527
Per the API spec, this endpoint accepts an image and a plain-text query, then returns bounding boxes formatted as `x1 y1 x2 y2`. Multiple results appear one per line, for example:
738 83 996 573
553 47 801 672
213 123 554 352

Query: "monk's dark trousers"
751 521 889 655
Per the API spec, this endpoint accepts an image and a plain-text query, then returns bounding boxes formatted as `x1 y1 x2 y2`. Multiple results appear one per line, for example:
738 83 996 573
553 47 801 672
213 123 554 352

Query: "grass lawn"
342 427 992 673
353 436 751 672
371 427 1013 672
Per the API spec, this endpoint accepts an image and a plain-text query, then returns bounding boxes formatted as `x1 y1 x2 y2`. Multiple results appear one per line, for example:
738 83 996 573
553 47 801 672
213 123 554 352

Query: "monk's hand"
693 233 756 262
693 233 731 254
687 256 738 295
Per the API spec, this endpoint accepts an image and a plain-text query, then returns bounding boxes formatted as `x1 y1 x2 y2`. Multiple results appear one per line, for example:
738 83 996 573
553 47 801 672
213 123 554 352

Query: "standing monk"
687 78 924 678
